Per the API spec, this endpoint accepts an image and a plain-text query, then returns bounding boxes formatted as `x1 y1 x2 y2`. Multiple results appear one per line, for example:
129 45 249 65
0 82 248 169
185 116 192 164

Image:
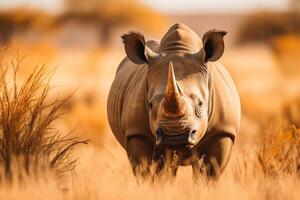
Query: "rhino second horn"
162 62 186 118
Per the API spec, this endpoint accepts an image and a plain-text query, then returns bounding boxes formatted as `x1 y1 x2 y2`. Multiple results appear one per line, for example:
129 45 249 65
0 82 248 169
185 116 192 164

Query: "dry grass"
1 18 300 198
66 125 300 200
257 122 300 178
1 54 300 199
283 95 300 127
0 55 87 183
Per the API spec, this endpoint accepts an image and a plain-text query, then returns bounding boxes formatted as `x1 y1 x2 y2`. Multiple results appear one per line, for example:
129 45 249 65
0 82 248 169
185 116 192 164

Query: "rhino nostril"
186 130 197 145
190 130 196 140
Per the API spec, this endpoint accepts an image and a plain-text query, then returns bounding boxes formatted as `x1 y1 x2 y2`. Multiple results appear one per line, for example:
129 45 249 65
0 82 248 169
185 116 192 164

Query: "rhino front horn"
162 62 186 118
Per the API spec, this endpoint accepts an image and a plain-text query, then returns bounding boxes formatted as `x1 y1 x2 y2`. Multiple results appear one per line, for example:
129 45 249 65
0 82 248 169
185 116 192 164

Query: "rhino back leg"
193 134 233 181
126 135 154 178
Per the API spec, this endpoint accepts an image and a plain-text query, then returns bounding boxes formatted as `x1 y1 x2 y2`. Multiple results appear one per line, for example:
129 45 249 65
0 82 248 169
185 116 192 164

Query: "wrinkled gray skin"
107 23 241 181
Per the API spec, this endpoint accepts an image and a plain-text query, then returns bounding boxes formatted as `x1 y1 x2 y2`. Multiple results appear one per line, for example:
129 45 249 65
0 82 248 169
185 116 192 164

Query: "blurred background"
1 0 300 149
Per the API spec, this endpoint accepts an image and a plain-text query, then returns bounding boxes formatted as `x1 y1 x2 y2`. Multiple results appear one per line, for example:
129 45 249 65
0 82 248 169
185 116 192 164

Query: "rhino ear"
121 32 157 64
201 30 227 62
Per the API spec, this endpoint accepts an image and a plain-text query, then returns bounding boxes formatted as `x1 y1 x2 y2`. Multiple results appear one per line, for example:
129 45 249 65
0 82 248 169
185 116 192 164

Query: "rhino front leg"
193 134 233 181
126 135 154 179
152 149 179 179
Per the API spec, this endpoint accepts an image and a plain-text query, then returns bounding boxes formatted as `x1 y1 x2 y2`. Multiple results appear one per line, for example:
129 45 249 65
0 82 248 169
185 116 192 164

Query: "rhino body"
107 23 240 179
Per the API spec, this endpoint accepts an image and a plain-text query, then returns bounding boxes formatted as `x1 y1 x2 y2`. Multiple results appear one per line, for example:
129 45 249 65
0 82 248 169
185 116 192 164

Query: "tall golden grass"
258 122 300 178
0 53 300 199
0 55 87 184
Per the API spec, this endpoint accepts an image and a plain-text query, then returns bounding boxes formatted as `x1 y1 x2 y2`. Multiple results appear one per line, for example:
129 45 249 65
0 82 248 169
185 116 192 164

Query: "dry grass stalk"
257 121 300 178
0 56 87 182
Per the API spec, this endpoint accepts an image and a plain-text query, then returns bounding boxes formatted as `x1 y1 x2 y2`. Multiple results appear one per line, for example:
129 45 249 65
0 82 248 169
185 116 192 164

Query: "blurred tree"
0 8 53 45
289 0 300 12
0 14 14 45
237 12 300 45
59 0 165 46
236 0 300 45
0 1 165 46
64 0 105 14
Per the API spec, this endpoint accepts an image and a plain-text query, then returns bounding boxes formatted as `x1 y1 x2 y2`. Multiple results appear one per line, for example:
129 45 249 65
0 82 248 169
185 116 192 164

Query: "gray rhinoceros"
107 23 240 180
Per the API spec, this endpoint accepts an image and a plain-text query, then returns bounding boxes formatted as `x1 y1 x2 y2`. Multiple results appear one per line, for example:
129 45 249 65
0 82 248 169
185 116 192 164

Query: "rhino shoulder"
208 62 241 140
120 68 153 143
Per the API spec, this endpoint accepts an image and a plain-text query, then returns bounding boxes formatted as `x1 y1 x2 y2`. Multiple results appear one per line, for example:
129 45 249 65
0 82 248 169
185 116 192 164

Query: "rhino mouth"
155 128 196 149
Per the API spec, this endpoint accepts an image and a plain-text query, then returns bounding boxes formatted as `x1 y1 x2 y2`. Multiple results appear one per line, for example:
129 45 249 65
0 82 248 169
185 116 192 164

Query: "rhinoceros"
107 23 240 180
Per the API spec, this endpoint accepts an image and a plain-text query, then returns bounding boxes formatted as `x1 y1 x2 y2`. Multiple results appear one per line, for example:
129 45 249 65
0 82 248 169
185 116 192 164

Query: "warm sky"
0 0 289 14
142 0 289 13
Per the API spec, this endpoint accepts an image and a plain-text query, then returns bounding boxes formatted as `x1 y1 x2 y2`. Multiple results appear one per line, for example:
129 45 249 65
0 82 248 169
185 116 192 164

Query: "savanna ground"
1 2 300 199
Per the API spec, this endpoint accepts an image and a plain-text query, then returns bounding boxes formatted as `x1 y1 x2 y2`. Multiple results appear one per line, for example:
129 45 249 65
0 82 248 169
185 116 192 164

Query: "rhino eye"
198 101 203 107
195 105 202 118
195 100 203 118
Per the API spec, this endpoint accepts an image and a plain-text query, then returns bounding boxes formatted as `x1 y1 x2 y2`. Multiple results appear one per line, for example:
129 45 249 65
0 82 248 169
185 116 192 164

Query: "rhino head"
122 24 226 149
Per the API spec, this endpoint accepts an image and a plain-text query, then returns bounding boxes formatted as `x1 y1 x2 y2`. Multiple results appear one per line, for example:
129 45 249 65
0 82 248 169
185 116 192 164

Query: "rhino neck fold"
206 66 215 132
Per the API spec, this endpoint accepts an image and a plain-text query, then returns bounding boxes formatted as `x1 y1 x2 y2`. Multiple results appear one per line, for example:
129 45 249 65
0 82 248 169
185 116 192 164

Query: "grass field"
1 22 300 199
